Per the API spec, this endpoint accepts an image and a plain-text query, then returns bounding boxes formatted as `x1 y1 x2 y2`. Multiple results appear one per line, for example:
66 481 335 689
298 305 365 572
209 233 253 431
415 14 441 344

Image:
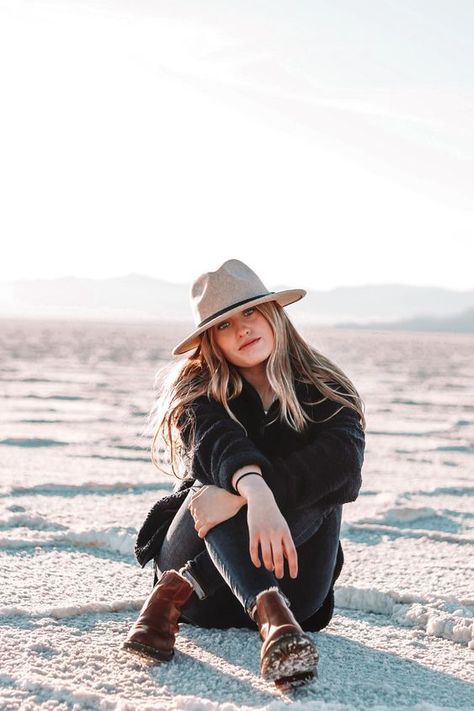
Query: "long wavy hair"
147 301 366 479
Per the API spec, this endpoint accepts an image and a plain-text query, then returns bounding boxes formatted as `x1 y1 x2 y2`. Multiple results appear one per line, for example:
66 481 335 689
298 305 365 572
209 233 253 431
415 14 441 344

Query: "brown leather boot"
252 588 319 688
122 569 196 661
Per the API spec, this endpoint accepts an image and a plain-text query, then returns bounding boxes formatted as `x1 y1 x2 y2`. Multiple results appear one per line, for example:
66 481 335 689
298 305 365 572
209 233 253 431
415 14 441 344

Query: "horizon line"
1 274 472 294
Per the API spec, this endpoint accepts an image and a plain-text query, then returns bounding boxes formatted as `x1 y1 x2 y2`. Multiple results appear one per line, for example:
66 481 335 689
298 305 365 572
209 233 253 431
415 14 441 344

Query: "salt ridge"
0 524 136 555
0 597 144 620
335 585 474 648
343 521 473 546
0 480 173 496
0 512 67 531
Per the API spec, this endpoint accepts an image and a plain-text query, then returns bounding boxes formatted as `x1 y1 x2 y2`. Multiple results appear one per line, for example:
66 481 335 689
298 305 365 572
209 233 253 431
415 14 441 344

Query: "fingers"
193 518 208 538
260 539 273 572
265 535 297 579
190 485 209 500
248 534 287 577
249 533 261 568
271 541 284 579
188 489 206 509
246 505 298 577
282 534 298 579
188 498 201 517
248 532 298 579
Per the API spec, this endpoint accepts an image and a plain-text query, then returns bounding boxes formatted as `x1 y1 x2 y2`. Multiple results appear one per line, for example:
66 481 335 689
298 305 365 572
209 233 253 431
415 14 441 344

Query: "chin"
238 353 270 368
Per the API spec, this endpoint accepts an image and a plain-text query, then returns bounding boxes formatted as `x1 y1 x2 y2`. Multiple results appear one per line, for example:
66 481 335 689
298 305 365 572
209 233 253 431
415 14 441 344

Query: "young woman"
123 259 366 690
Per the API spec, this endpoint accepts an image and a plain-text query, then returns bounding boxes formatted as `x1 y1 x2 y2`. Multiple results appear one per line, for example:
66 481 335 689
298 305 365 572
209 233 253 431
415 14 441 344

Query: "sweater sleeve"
262 394 365 513
181 395 274 493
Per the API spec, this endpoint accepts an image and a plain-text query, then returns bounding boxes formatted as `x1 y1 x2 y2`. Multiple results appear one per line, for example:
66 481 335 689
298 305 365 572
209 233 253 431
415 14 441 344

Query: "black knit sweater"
183 377 365 516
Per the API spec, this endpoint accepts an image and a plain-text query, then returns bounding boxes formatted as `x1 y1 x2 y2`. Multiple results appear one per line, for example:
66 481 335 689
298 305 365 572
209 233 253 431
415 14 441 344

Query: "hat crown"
191 259 270 327
171 259 306 355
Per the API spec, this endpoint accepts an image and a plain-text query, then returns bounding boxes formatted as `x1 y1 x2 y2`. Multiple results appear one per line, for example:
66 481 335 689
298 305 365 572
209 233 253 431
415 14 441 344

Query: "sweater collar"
235 376 274 415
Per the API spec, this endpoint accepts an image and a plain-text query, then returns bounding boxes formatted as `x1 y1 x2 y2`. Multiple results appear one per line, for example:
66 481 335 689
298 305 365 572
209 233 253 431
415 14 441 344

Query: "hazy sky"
1 0 473 291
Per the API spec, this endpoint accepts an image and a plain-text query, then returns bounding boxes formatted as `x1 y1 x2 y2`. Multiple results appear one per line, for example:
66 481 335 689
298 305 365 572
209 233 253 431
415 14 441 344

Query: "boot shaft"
253 589 302 641
123 569 196 661
136 570 194 629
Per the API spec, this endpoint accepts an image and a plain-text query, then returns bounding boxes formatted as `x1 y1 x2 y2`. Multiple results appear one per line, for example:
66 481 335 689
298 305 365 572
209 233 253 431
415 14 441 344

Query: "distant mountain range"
0 275 473 332
336 307 474 333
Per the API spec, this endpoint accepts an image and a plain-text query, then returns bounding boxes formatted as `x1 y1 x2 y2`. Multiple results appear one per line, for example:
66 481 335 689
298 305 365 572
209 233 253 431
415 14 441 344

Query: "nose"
237 319 251 337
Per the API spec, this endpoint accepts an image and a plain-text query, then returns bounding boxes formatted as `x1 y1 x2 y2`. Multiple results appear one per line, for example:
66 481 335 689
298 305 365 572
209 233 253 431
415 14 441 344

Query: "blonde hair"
147 301 366 479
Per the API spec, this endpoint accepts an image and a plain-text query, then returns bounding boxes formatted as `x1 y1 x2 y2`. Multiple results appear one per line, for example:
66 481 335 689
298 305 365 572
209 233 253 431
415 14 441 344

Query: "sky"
0 0 473 292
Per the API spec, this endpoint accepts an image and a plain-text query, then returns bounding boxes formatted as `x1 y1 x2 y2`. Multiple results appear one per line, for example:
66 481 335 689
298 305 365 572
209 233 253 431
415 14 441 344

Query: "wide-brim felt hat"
172 259 306 356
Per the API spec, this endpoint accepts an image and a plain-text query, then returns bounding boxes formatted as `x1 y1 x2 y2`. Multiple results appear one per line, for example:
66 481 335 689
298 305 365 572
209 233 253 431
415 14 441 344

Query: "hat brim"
172 289 306 356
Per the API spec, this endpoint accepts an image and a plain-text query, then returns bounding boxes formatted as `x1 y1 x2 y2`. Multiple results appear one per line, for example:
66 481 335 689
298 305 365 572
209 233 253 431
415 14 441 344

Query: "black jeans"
155 484 342 630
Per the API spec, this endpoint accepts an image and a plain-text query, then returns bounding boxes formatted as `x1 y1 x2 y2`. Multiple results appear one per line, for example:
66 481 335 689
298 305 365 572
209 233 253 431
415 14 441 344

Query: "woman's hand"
246 489 298 579
187 485 246 538
235 474 298 579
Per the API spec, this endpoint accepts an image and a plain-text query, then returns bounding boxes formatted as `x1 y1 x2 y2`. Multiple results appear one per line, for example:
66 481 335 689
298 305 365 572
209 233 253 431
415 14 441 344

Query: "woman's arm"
262 405 365 514
182 400 298 577
181 389 364 519
187 473 298 579
181 396 273 493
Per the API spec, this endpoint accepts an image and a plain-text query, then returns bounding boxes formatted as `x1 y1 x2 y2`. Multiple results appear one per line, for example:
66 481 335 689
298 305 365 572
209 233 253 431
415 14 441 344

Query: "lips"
239 337 260 350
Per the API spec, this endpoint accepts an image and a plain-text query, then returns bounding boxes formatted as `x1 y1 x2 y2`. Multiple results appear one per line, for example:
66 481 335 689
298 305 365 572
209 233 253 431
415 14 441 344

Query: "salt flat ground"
0 318 473 711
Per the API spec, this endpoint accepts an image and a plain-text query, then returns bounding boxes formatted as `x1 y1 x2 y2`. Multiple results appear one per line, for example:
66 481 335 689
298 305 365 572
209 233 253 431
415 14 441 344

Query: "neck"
238 363 274 404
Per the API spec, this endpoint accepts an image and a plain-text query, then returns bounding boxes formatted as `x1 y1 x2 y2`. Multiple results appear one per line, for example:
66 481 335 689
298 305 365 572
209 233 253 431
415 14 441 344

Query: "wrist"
235 474 272 502
233 472 260 493
231 465 262 493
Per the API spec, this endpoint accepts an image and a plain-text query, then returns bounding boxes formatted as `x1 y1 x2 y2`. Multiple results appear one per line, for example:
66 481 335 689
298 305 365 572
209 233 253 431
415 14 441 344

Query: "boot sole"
261 632 318 685
122 640 174 662
274 671 315 692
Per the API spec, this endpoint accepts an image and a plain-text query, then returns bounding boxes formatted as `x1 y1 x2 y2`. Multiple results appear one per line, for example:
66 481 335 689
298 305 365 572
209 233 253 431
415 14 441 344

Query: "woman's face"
211 306 275 369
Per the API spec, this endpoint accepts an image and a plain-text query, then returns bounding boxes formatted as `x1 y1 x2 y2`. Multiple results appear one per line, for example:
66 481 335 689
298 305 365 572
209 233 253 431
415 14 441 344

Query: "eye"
243 307 255 316
217 320 230 331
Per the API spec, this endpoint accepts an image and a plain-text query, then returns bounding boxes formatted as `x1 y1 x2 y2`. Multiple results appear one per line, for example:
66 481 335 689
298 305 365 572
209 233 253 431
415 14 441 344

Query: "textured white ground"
0 319 473 710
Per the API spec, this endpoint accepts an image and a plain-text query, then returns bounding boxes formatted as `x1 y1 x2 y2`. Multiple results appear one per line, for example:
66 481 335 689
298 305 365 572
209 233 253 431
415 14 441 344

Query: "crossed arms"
182 393 364 577
182 393 365 514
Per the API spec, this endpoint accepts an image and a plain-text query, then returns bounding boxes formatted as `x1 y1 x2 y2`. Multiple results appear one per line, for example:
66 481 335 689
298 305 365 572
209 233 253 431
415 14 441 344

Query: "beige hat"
172 259 306 355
